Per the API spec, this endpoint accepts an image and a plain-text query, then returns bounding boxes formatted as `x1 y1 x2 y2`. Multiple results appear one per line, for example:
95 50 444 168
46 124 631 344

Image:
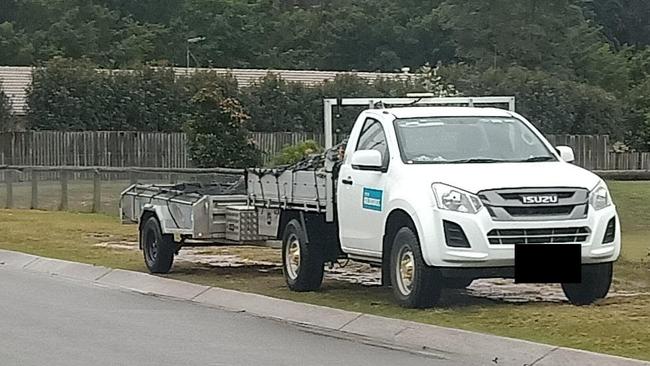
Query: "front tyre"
561 262 613 305
444 278 474 289
389 227 442 308
141 216 175 274
282 219 324 292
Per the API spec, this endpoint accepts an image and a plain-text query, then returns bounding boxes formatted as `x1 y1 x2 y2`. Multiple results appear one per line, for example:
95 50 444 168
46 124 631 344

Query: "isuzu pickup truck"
121 96 620 308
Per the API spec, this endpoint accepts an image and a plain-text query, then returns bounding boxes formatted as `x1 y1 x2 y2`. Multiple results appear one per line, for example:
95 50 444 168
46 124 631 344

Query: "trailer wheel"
282 219 324 292
141 216 175 274
561 262 613 305
390 227 442 308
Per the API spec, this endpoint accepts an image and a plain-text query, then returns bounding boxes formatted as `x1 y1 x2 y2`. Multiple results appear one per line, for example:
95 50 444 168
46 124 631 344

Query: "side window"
355 118 390 168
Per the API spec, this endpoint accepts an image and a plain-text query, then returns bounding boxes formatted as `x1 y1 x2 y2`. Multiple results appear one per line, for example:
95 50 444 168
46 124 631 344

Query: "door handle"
341 178 353 185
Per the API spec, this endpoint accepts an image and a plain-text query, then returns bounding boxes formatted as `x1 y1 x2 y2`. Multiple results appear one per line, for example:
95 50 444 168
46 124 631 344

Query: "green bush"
272 140 323 166
442 66 626 138
23 60 648 150
27 58 187 131
185 83 261 168
242 73 320 132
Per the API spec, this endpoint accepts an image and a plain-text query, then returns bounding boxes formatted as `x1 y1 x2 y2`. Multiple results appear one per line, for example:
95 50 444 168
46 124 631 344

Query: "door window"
355 118 390 169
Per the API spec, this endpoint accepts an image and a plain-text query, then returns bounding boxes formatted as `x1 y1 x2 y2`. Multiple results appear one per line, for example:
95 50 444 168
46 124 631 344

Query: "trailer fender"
138 204 168 249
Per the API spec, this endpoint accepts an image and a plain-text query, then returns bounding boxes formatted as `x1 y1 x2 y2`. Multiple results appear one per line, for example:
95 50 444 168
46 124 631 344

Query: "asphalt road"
0 267 447 366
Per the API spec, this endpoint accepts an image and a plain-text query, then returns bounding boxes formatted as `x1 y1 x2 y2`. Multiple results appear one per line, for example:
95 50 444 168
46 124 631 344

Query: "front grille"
479 188 589 221
487 227 590 245
504 205 575 217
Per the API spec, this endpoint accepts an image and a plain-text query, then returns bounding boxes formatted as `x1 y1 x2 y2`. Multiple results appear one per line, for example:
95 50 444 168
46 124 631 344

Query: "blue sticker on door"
362 188 383 212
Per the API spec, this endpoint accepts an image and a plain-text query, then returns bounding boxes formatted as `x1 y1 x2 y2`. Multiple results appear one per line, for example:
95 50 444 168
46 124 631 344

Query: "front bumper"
418 205 621 268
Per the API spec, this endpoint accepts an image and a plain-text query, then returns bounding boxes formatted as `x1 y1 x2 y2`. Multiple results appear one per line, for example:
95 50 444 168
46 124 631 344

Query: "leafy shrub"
441 66 626 138
242 73 320 132
272 140 323 166
27 58 187 131
185 83 261 168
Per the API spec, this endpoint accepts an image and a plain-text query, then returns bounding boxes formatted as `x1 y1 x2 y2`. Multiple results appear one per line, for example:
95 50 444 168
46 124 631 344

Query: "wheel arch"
139 207 162 250
382 208 419 286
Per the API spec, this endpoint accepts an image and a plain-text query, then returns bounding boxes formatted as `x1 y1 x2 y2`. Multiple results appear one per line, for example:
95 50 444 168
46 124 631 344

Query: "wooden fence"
1 131 649 172
545 135 650 171
0 166 243 214
0 131 332 169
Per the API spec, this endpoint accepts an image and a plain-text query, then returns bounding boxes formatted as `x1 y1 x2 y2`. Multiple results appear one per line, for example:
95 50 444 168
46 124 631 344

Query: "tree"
243 73 320 132
185 83 261 168
442 66 625 137
0 22 33 65
436 0 632 93
585 0 650 47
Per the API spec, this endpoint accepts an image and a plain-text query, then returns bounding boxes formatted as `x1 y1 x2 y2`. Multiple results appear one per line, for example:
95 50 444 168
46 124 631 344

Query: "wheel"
444 278 474 289
561 262 613 305
282 219 324 292
389 226 442 308
141 216 175 274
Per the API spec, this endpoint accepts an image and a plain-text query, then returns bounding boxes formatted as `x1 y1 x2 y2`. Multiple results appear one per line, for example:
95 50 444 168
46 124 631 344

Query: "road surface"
0 267 447 366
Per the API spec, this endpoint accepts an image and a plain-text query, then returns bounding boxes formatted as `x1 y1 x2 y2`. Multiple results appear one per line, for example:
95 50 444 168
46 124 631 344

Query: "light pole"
186 36 206 74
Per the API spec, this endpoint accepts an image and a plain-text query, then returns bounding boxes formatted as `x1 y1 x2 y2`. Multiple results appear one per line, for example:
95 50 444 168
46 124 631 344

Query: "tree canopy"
2 0 646 71
3 0 650 148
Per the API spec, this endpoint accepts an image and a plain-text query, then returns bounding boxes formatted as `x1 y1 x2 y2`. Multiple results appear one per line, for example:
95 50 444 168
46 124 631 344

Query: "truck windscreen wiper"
446 158 508 164
519 156 556 162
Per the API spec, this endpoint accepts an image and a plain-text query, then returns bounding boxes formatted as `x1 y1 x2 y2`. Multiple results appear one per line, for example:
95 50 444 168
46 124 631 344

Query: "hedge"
26 59 639 147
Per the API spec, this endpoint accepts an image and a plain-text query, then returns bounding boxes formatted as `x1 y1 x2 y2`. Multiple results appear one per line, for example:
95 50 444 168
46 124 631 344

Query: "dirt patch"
93 241 138 250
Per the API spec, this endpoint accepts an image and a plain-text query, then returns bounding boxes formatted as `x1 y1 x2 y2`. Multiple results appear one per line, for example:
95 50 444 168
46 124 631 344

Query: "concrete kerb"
193 287 362 330
23 257 112 282
96 269 209 300
1 249 649 366
0 250 39 269
536 347 650 366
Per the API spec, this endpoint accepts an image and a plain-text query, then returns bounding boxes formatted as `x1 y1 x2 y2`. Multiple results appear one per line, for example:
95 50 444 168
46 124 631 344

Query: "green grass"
0 181 649 360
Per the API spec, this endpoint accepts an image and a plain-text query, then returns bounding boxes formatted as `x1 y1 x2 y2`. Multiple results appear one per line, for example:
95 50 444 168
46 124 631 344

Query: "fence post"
170 173 178 184
5 170 14 209
59 170 69 211
92 170 101 213
129 170 138 185
31 169 38 209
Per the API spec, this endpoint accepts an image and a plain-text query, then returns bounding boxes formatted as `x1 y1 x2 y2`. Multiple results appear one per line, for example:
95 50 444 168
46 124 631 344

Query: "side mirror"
351 150 384 171
556 146 575 163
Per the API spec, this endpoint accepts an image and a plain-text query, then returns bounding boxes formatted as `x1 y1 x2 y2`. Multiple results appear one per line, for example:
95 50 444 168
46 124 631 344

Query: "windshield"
393 116 556 164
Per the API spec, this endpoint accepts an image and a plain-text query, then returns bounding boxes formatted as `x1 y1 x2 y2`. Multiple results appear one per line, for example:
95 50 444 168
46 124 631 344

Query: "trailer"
121 96 620 308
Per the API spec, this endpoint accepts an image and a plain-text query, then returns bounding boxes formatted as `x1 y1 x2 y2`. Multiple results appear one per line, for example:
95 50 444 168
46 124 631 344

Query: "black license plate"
515 244 581 283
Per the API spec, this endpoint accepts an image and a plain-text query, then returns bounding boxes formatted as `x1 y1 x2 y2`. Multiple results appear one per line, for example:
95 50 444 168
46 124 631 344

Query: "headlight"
432 183 483 214
590 182 612 210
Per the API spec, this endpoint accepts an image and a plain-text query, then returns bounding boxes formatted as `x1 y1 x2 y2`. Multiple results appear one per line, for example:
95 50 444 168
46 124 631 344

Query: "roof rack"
322 96 515 148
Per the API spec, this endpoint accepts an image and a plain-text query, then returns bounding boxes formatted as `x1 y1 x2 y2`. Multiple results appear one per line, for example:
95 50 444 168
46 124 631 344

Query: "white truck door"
337 117 390 257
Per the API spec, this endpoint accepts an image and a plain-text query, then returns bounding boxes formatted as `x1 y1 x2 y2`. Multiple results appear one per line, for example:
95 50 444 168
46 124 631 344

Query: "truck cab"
335 106 619 307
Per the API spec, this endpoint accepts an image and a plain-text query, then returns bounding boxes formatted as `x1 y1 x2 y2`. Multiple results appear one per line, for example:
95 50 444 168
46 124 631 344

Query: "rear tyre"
389 227 442 308
561 263 613 305
282 219 324 292
444 278 474 289
141 216 175 274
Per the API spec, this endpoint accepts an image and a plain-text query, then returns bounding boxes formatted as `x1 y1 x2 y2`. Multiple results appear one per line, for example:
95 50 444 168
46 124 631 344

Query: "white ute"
121 96 620 308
